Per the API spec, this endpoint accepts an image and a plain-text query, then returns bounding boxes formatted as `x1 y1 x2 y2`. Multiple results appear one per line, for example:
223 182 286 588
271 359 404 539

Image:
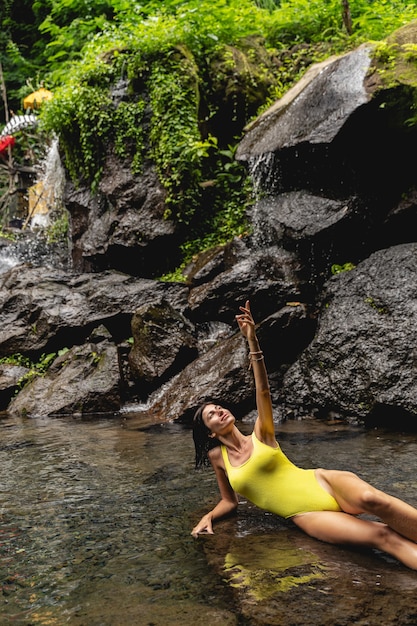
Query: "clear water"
1 413 417 625
0 414 233 625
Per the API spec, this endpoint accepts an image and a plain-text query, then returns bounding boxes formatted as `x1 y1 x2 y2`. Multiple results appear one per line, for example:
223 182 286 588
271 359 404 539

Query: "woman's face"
202 404 235 434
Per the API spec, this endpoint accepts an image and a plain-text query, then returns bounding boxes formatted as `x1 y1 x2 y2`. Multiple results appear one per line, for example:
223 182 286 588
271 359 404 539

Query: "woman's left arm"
236 300 276 446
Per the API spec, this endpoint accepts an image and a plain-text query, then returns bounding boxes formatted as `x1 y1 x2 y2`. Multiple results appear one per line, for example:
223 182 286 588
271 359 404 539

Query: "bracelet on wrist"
248 353 264 369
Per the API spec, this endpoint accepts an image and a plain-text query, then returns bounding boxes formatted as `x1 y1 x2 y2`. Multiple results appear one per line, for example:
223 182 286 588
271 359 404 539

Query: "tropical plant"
4 0 417 276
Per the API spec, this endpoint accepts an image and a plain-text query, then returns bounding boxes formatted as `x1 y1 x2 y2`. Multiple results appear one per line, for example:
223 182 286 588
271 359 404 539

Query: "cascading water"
246 151 282 249
28 135 65 229
0 136 70 274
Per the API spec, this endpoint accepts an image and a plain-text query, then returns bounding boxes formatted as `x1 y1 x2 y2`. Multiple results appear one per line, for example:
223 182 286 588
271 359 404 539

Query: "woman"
191 300 417 570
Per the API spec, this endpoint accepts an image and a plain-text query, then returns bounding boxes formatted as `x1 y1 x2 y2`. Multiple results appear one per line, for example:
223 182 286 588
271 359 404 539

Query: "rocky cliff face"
2 24 417 425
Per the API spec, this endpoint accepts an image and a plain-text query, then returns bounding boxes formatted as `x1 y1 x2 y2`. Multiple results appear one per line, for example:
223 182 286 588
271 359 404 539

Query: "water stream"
1 413 417 625
0 137 69 276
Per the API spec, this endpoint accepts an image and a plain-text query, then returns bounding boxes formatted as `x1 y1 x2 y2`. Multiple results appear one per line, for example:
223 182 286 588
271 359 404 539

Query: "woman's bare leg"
293 510 417 570
316 469 417 543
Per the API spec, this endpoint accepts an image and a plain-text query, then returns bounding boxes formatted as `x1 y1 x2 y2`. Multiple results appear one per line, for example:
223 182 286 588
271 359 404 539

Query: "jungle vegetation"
2 0 417 276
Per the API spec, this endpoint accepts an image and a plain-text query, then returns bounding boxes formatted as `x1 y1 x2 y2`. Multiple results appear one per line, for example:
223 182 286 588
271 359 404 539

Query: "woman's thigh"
292 510 385 547
315 468 379 514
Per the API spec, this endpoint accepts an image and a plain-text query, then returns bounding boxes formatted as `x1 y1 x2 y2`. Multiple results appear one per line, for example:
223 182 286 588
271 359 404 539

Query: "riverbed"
1 413 417 625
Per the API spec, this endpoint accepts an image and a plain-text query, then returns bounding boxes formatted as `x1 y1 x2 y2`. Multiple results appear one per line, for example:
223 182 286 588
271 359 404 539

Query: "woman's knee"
370 522 403 552
360 487 391 514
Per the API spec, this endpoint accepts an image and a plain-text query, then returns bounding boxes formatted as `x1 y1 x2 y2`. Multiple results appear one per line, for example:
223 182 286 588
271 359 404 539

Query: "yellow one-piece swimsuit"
221 431 341 519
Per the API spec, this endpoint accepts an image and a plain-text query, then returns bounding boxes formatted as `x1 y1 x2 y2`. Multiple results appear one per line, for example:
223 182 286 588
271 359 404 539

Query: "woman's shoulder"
208 445 224 466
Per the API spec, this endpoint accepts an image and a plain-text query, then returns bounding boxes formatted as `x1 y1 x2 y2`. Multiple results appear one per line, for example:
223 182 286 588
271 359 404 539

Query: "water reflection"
0 415 417 625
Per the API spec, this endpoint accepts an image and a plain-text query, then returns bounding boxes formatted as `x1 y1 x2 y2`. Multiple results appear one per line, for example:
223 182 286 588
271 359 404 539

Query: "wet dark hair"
192 401 222 468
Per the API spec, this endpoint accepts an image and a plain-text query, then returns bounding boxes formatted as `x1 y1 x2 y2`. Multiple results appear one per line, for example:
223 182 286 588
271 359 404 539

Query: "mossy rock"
369 19 417 90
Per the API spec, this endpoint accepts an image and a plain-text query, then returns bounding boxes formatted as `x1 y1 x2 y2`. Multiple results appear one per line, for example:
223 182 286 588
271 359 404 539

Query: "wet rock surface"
236 45 373 157
203 520 417 626
281 243 417 422
8 328 121 417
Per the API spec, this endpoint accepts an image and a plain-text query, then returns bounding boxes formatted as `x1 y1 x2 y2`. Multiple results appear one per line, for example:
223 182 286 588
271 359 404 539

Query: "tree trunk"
342 0 352 35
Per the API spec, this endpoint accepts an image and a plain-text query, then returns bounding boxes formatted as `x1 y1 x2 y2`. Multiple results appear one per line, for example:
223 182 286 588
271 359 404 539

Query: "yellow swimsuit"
221 432 341 519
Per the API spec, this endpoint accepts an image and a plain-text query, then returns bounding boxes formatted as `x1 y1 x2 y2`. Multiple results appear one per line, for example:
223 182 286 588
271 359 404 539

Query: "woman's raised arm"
235 300 275 446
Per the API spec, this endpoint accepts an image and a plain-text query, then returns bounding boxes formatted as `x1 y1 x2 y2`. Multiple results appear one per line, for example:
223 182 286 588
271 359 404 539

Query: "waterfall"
248 152 281 198
28 136 65 230
0 137 70 274
247 152 282 249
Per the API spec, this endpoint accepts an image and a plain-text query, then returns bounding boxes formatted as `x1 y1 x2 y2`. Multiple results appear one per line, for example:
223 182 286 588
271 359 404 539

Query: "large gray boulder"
128 300 197 398
130 332 255 425
280 243 417 422
236 45 373 158
0 265 188 357
65 156 180 277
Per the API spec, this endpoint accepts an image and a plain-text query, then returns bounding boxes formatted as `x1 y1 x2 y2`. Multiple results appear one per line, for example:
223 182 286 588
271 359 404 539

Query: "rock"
65 156 181 277
0 264 189 357
0 363 29 409
188 244 302 323
236 45 373 158
130 332 255 425
128 300 197 398
280 243 417 423
8 331 121 417
250 193 369 284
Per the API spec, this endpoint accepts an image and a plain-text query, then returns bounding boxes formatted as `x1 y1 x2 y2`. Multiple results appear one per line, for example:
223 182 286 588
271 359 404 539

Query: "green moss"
45 212 69 244
364 296 389 314
148 50 205 223
370 23 417 95
331 262 356 275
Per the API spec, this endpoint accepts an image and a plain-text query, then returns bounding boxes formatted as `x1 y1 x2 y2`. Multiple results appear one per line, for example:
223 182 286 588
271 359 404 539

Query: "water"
31 137 65 225
0 137 69 276
1 414 417 625
0 413 233 625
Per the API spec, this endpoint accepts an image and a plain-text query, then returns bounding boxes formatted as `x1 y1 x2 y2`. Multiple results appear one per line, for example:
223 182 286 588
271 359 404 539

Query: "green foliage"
0 226 17 241
159 142 251 281
350 0 417 42
5 0 417 275
264 0 417 48
0 350 63 390
41 79 115 187
113 100 146 173
89 350 101 365
0 353 32 368
373 41 398 65
45 211 69 243
331 262 356 275
402 43 417 64
254 0 281 9
148 53 205 222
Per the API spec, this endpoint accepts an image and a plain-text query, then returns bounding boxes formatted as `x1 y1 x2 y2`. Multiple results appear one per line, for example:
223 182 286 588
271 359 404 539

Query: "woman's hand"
191 513 214 538
235 300 256 341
